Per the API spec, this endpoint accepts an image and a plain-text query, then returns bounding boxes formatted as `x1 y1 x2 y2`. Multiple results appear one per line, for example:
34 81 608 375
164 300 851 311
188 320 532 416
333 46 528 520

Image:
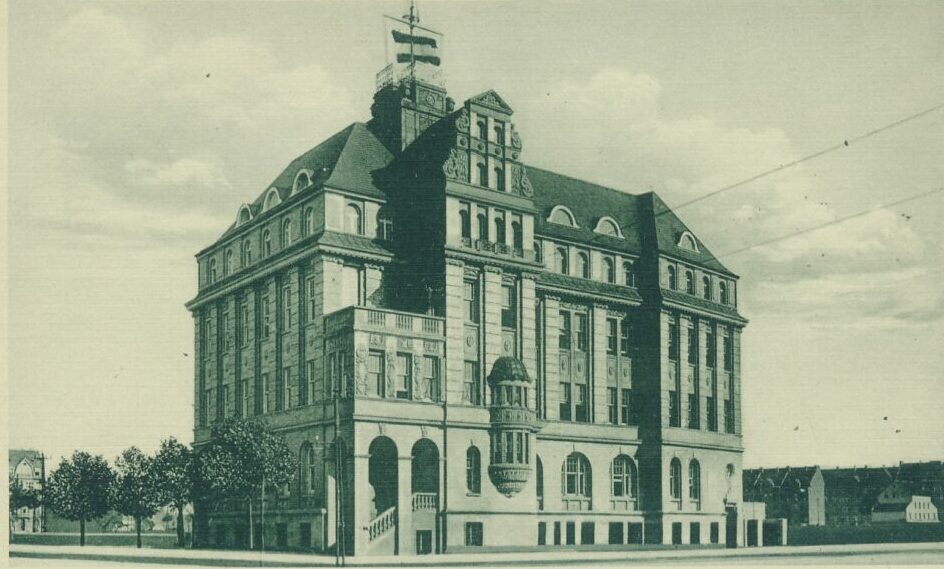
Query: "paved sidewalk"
10 541 944 567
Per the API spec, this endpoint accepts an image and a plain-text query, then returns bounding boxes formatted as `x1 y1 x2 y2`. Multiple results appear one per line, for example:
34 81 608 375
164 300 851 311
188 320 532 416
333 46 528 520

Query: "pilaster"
543 296 561 421
591 303 609 424
482 265 503 403
444 259 466 404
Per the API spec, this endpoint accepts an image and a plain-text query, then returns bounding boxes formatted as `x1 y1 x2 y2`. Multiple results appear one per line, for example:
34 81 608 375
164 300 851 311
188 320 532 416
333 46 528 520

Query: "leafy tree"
111 447 160 548
9 478 41 542
196 418 297 550
150 437 194 547
45 452 114 546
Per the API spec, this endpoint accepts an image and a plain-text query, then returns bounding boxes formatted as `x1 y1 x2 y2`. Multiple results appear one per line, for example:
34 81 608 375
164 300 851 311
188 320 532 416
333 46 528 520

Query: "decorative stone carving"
385 360 398 398
354 350 369 396
511 129 522 149
455 108 470 132
511 164 534 197
369 333 385 347
442 148 468 182
457 135 468 148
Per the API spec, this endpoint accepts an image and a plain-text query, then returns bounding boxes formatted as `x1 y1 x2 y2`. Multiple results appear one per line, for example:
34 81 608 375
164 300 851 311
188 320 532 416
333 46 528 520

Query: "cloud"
523 68 940 328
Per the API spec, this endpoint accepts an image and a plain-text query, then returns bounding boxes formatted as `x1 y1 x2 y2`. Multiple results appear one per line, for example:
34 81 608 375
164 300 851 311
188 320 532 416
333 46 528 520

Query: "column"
397 455 414 555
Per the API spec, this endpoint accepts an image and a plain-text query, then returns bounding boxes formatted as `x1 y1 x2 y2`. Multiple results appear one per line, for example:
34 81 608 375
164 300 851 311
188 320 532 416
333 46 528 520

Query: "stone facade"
187 55 748 556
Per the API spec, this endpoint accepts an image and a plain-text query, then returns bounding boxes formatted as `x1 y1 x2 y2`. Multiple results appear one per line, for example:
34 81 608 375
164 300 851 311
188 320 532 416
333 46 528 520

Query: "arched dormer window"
575 252 589 279
344 204 363 235
304 207 315 236
555 247 569 275
495 167 505 191
242 239 252 266
623 261 635 287
292 170 313 194
494 124 505 145
667 266 677 290
263 187 281 211
548 206 577 228
685 269 694 294
719 282 729 304
262 229 272 257
476 120 487 140
702 276 711 300
237 204 253 226
603 257 616 283
466 446 481 495
477 162 489 188
282 219 293 247
594 216 622 238
678 231 699 252
477 212 489 241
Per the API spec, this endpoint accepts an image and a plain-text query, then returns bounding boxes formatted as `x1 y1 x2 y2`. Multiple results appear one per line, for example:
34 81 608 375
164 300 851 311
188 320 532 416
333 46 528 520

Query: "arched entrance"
410 439 440 554
368 437 398 518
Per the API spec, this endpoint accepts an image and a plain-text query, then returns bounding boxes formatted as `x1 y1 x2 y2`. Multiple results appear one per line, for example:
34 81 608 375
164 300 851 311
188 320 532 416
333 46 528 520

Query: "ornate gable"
469 90 514 115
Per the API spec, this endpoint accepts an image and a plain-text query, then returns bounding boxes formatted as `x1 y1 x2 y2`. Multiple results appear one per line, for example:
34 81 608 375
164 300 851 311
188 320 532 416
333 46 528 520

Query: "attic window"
237 204 253 226
263 187 282 211
678 231 699 252
293 170 313 193
548 206 578 228
594 217 622 238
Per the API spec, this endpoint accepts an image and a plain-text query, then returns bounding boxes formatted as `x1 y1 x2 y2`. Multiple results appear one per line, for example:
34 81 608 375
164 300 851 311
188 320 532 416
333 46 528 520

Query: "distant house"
9 449 45 533
743 467 825 526
821 467 898 526
871 481 940 524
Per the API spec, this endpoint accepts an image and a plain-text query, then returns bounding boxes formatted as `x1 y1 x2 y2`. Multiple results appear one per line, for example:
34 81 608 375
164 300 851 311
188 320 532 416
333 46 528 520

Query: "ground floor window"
465 522 483 546
215 524 227 546
565 521 576 545
299 523 312 549
628 522 644 544
690 522 700 544
608 522 624 544
581 522 595 544
671 522 683 545
710 522 719 544
275 522 288 548
538 522 547 546
554 521 562 545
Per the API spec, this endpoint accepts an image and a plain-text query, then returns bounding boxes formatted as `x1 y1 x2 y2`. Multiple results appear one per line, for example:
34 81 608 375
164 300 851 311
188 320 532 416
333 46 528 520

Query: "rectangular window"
221 310 230 352
628 522 644 544
504 432 514 463
559 382 572 421
668 319 679 361
606 318 618 355
687 325 697 364
369 351 385 398
424 355 440 402
620 318 632 356
575 384 589 422
553 521 562 545
241 379 251 417
220 385 229 420
463 361 480 405
688 393 699 429
464 280 479 324
710 522 719 544
464 522 483 547
669 389 680 427
304 360 315 405
608 522 624 545
501 284 517 329
306 276 317 323
607 387 618 424
565 522 576 545
395 353 412 400
300 522 312 548
558 311 572 350
277 367 290 411
723 329 733 371
690 522 701 545
261 373 269 413
621 388 633 425
262 295 271 339
240 301 250 347
575 313 588 352
706 325 717 368
581 522 595 544
538 522 547 546
326 353 336 398
282 285 292 330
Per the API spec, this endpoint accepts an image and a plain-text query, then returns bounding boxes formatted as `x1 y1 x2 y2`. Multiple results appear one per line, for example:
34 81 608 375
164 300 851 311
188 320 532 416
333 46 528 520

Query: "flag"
391 29 441 66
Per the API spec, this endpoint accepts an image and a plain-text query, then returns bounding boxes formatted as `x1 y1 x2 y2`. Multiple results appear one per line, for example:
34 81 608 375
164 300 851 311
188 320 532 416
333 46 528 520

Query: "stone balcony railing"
324 306 445 338
459 237 537 263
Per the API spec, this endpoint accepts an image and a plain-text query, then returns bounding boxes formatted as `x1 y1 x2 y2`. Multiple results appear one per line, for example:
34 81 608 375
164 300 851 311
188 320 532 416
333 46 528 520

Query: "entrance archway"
368 437 398 518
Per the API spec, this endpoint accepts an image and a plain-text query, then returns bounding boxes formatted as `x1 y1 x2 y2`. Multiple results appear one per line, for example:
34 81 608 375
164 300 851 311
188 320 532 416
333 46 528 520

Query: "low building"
743 467 825 527
871 481 940 524
9 450 45 533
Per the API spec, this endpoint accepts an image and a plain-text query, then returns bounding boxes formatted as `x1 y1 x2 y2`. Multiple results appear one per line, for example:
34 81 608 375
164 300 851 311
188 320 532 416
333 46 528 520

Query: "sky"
6 0 943 471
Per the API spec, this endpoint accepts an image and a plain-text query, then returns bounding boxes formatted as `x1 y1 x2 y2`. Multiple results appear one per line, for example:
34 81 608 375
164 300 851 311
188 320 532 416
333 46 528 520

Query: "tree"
111 447 160 549
150 437 193 547
45 452 114 546
9 478 41 542
195 418 297 550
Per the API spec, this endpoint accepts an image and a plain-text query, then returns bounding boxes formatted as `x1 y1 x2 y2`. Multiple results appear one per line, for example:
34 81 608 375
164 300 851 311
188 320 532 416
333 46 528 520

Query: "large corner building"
187 28 749 555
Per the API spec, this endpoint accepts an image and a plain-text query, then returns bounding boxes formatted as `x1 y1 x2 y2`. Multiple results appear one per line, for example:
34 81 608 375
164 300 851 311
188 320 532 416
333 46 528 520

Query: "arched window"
685 270 694 294
623 261 635 287
689 459 701 502
611 455 638 500
460 209 471 239
300 444 315 494
575 252 589 279
679 232 699 252
282 219 293 247
669 458 682 501
224 250 233 276
667 266 677 290
344 204 363 235
377 208 393 241
209 259 218 282
702 276 711 300
304 207 315 236
477 163 488 188
555 247 570 275
719 282 728 304
534 242 543 264
238 205 252 225
466 447 481 495
562 453 592 499
263 187 281 211
511 220 523 249
495 167 505 191
477 213 489 241
595 217 621 237
494 216 506 244
494 125 505 145
477 120 487 140
242 239 252 266
262 230 272 257
603 257 615 283
549 206 577 227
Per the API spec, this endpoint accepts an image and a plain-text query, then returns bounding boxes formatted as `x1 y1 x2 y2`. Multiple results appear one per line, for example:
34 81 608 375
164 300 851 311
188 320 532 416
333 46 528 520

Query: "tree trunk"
135 516 142 548
176 504 185 547
79 518 86 546
248 498 254 550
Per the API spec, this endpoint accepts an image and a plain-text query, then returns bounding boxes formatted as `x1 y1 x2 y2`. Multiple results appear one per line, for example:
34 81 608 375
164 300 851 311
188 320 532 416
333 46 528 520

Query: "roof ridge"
528 164 641 201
